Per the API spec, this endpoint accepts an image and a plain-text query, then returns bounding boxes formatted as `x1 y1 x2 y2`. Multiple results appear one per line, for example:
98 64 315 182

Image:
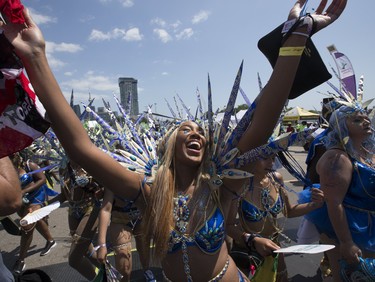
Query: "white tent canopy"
214 109 247 124
283 106 319 122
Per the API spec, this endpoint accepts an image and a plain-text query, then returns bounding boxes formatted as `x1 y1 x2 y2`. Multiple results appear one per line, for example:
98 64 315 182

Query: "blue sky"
22 0 375 116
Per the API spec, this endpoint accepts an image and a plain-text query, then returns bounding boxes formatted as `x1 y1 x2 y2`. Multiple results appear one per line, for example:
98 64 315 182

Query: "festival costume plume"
78 59 313 191
80 96 158 179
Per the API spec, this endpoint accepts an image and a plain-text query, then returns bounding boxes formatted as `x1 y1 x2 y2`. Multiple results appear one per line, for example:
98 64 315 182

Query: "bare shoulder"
273 171 284 183
28 160 40 170
317 148 352 174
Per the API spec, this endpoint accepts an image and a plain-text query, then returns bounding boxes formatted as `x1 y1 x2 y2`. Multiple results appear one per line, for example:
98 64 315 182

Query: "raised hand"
0 8 46 60
287 0 347 35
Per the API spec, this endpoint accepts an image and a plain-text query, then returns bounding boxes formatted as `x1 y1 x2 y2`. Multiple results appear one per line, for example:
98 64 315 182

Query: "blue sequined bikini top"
240 191 284 223
168 206 225 254
344 160 375 211
19 173 33 188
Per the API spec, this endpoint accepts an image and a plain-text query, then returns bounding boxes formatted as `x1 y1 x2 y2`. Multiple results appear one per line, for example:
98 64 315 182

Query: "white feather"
20 201 60 226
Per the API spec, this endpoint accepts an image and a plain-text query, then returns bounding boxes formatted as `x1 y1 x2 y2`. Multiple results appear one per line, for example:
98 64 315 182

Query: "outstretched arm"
0 156 22 215
97 188 113 265
0 9 145 200
237 0 347 153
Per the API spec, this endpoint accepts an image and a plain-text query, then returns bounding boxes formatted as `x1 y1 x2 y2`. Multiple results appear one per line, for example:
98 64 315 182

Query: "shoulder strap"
25 160 31 173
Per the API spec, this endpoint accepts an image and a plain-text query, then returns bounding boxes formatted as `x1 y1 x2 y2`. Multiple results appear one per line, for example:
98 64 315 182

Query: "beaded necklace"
173 193 190 233
173 192 193 282
356 146 375 169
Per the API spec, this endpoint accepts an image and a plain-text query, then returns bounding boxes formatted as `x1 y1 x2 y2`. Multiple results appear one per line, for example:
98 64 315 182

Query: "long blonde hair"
143 123 209 261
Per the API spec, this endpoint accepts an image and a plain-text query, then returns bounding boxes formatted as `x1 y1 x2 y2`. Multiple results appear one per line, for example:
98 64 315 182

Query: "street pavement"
0 146 326 281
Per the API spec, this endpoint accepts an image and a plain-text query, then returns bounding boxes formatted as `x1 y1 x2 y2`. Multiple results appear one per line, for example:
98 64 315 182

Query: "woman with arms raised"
0 1 347 280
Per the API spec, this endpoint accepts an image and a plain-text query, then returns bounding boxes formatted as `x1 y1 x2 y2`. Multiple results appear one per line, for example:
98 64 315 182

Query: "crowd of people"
1 0 375 282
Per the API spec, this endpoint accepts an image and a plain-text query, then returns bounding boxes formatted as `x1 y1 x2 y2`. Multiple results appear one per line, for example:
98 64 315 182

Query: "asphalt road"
0 146 327 282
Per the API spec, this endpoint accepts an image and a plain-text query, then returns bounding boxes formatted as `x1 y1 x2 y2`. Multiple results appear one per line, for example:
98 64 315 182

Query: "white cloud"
192 10 210 24
29 8 57 25
176 28 193 40
151 17 167 27
111 28 127 39
89 29 111 41
161 72 169 76
89 28 143 41
46 41 83 53
99 0 134 8
46 53 66 69
171 20 182 30
44 42 82 70
64 71 74 77
61 71 118 93
124 28 143 41
120 0 134 8
153 29 172 43
80 15 96 23
151 18 195 42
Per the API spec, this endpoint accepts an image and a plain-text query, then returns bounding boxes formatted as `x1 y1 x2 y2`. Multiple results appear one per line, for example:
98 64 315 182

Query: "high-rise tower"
118 77 139 117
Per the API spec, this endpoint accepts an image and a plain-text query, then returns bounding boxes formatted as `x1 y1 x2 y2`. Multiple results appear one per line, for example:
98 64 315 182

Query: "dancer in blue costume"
47 160 104 280
303 105 375 281
9 152 58 274
227 154 324 282
1 1 347 280
297 98 343 279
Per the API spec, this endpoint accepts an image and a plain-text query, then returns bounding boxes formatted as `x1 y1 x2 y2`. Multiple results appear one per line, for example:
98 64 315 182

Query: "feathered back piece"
80 95 158 179
160 61 312 190
79 61 312 189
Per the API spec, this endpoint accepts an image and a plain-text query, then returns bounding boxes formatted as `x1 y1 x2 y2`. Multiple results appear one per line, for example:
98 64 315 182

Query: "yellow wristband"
279 46 305 56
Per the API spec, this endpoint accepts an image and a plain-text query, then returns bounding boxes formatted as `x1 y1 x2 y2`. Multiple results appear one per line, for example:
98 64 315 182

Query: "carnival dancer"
97 187 155 281
297 97 343 279
302 104 375 281
40 160 104 280
10 152 58 274
227 152 324 281
0 1 347 280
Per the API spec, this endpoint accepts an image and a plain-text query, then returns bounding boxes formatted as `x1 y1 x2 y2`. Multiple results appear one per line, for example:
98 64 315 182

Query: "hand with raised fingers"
0 8 46 61
287 0 347 36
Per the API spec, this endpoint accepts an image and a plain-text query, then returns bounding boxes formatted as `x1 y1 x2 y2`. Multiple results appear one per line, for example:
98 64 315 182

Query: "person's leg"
35 217 56 256
13 223 35 273
14 207 36 273
276 254 288 282
134 225 157 281
18 227 34 260
134 232 150 271
35 217 54 241
320 234 341 281
109 224 132 282
68 206 99 280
